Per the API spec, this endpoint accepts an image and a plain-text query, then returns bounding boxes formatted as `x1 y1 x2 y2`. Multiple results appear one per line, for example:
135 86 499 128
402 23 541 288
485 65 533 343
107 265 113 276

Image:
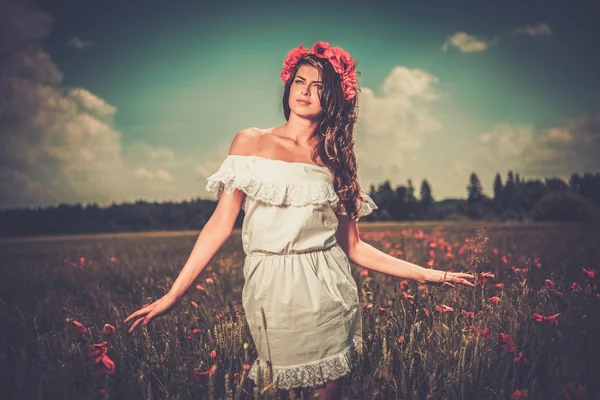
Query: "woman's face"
289 64 325 120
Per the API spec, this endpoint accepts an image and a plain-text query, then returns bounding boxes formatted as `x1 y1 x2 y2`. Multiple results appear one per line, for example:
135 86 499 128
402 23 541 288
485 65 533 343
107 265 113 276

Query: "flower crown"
281 41 357 101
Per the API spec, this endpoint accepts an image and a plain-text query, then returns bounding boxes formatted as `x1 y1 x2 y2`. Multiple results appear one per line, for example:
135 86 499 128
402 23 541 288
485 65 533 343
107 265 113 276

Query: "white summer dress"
205 155 378 390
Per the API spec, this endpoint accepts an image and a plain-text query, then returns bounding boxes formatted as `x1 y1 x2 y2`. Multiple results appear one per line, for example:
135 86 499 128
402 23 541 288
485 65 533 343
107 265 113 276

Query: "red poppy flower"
471 325 490 341
562 382 586 399
488 296 501 304
72 320 88 336
498 333 516 352
435 304 454 313
582 268 596 279
102 324 115 336
511 388 528 399
193 367 216 381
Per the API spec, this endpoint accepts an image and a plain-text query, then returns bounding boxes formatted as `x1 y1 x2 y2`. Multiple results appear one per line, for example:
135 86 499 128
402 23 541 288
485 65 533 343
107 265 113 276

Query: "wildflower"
488 296 501 304
555 291 563 299
501 256 508 264
242 363 251 371
401 292 414 300
544 279 555 289
88 341 116 375
461 310 474 319
396 336 405 344
531 313 544 323
495 283 504 289
511 389 528 399
196 284 205 291
582 268 596 279
531 313 560 326
190 300 199 308
498 333 516 352
481 272 495 278
513 351 530 366
435 304 454 313
205 278 214 284
192 328 201 335
359 269 369 277
571 282 582 292
102 324 115 336
72 320 88 336
399 280 408 290
378 307 387 314
193 366 216 381
562 382 586 399
210 350 217 359
471 325 490 341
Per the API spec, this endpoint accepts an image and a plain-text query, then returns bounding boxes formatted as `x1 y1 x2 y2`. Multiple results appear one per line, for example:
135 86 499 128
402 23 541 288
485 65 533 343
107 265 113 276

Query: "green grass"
1 221 598 399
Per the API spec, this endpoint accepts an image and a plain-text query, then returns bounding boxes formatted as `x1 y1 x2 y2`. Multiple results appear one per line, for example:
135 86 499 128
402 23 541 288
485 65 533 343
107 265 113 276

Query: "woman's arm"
335 214 474 286
166 193 244 301
167 131 255 301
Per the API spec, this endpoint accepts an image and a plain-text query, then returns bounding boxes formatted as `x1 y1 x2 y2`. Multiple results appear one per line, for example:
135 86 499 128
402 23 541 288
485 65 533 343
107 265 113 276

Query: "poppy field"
1 221 599 399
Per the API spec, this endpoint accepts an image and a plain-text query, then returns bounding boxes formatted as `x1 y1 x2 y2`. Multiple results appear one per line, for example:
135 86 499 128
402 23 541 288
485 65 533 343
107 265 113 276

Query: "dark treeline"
1 171 599 238
368 171 600 223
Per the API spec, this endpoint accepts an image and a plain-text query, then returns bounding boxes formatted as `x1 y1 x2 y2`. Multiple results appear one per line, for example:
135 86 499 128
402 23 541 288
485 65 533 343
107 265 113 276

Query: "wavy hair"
282 54 365 220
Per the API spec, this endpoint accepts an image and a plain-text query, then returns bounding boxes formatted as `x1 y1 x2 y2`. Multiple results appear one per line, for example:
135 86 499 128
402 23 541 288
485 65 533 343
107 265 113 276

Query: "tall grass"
0 221 598 399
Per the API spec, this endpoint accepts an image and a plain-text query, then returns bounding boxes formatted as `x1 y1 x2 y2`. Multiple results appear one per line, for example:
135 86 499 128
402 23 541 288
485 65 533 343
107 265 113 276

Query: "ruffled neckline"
205 154 378 218
227 154 330 171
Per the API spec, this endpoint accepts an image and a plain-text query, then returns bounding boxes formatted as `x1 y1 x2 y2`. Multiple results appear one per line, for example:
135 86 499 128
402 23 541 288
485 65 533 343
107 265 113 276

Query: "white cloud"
442 32 489 53
0 0 191 209
347 65 443 191
511 23 552 37
475 114 600 178
444 22 551 54
133 167 173 182
66 35 93 50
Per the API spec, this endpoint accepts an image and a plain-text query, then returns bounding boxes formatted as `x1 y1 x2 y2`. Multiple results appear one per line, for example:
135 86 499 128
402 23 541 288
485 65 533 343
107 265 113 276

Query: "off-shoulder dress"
205 155 378 390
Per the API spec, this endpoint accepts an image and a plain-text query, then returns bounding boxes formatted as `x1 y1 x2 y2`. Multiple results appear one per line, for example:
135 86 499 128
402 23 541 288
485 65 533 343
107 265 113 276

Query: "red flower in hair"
281 45 310 83
312 41 334 59
280 41 358 101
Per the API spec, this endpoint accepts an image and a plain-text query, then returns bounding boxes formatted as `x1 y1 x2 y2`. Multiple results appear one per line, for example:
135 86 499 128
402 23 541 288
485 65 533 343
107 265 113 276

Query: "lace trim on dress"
334 192 379 218
205 168 341 209
246 342 358 390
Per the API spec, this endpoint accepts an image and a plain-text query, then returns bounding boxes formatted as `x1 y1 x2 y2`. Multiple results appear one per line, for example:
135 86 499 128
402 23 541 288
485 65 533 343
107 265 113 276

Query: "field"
1 221 599 399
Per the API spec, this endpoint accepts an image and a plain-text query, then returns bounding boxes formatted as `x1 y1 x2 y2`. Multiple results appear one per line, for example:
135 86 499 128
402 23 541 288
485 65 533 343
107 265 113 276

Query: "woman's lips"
296 99 311 105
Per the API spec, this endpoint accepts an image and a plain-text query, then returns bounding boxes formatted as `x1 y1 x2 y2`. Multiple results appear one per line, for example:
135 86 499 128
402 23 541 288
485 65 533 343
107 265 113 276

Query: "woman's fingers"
128 316 145 333
124 303 154 326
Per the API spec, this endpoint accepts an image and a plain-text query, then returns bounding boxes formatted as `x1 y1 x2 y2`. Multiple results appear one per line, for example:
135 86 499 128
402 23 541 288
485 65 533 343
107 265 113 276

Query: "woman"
124 41 475 399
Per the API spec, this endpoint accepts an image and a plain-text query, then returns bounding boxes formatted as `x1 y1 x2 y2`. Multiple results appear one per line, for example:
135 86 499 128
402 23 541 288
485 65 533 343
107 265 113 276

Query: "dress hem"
246 341 358 390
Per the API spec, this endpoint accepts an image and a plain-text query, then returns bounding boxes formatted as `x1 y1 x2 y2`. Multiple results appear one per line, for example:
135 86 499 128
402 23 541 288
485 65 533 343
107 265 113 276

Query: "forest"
1 170 599 237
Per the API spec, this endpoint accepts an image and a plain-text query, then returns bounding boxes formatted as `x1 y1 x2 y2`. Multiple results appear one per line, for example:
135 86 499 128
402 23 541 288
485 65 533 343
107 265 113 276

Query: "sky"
1 0 599 210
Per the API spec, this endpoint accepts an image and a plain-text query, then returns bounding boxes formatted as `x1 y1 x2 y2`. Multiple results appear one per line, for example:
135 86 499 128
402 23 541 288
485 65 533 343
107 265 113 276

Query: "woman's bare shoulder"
228 127 265 156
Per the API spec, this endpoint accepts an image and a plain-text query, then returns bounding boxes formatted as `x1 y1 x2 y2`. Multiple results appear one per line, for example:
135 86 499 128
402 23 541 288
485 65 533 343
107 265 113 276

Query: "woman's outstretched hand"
124 294 180 333
423 269 476 288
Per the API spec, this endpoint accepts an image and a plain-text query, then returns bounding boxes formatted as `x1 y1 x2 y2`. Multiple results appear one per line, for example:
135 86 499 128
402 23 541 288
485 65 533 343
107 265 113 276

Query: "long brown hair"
282 54 365 220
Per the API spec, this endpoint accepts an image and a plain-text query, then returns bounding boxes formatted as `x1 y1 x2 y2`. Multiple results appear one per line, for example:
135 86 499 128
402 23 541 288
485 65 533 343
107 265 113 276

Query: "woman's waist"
245 241 339 257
